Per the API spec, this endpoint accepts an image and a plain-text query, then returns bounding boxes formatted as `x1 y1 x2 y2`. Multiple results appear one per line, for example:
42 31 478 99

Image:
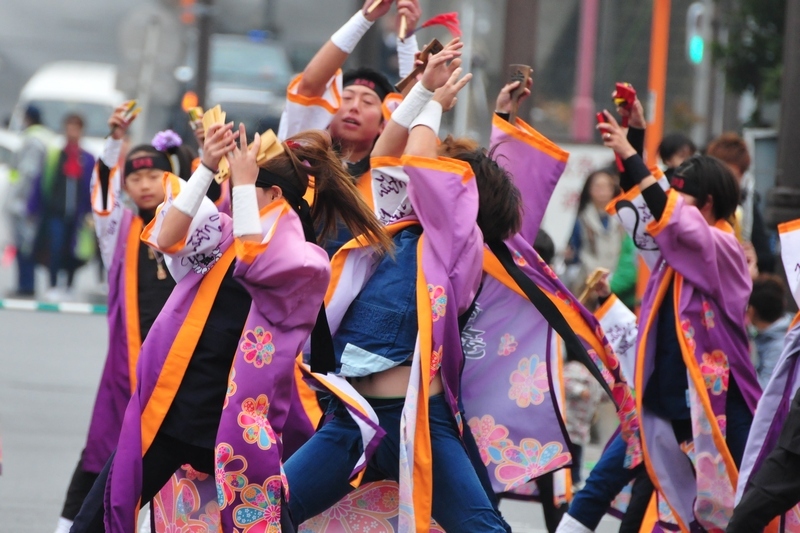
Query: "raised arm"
296 0 393 97
490 78 568 244
156 123 236 251
372 38 465 159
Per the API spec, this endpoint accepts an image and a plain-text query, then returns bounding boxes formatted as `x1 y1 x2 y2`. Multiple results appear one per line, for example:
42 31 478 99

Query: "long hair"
261 130 393 254
438 136 522 243
577 168 620 215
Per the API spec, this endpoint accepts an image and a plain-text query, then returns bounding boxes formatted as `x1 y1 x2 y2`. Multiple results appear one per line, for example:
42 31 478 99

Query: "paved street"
0 303 621 532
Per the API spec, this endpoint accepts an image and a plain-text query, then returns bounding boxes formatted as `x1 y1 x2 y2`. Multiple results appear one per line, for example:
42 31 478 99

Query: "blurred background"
0 0 795 266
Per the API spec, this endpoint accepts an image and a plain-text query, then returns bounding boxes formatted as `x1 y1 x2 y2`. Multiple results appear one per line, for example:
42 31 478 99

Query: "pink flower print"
716 415 727 437
223 368 236 409
556 290 577 311
181 464 209 482
237 395 277 450
513 249 527 267
233 477 283 533
537 255 558 279
199 502 221 533
428 285 447 322
214 443 248 509
495 439 572 491
681 319 697 353
701 300 716 330
468 415 512 465
509 355 550 407
240 327 275 368
695 452 735 530
430 346 443 382
700 350 729 395
498 333 518 356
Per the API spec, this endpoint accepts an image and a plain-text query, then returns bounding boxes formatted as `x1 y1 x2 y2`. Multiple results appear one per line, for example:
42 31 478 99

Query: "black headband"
255 168 315 242
669 171 703 200
124 153 172 178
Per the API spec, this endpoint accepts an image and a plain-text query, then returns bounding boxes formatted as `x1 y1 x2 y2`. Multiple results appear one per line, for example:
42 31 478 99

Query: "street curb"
0 298 107 315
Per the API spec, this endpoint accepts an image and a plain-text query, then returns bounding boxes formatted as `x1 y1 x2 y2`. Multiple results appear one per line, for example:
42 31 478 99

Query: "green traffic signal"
689 35 704 64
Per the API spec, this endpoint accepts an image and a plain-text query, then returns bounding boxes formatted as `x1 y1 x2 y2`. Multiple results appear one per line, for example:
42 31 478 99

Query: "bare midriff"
350 364 444 399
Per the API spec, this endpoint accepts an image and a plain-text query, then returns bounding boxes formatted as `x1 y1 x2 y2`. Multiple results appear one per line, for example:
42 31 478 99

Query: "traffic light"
686 2 706 65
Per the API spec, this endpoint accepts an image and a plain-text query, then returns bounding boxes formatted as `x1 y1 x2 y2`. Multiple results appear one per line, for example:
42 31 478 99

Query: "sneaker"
43 287 65 303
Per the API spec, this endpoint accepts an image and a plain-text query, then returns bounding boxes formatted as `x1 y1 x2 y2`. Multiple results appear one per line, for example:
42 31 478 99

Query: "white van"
9 61 126 156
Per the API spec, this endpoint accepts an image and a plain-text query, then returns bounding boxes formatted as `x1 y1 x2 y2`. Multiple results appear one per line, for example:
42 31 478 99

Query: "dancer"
69 120 390 533
728 219 800 532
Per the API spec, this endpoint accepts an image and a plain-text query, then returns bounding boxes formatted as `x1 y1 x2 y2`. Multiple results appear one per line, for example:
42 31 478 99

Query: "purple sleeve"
489 115 569 244
647 189 751 303
233 214 331 329
403 155 483 313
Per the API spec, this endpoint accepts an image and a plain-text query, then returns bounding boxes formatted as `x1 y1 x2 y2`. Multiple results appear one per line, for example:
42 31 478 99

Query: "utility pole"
502 0 538 123
571 0 600 142
644 0 671 166
196 0 213 108
765 0 800 226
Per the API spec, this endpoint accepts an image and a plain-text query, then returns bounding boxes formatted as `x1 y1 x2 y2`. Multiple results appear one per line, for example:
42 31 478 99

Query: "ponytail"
260 130 393 254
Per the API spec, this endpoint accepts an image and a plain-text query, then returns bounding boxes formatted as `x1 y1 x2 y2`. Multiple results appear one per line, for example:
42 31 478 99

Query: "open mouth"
342 117 361 127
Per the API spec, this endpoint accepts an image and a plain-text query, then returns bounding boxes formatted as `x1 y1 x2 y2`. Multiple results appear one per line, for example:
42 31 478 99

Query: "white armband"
331 11 374 54
101 138 123 168
232 185 262 237
391 82 434 129
172 164 215 218
409 101 443 136
397 34 420 79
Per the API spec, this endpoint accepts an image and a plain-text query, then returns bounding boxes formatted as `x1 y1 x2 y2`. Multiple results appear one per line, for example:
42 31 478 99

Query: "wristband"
101 137 123 168
621 154 651 185
331 11 374 54
409 101 443 135
391 82 434 128
396 34 420 79
232 185 263 237
172 165 214 218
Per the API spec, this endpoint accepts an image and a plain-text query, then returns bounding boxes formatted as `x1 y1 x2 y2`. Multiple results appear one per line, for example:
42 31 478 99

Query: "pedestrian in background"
29 113 94 301
3 105 53 297
748 274 793 388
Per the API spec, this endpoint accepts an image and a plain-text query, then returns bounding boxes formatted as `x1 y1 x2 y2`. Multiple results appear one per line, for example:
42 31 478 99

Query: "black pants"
618 468 654 533
61 453 100 520
537 472 568 533
70 432 215 533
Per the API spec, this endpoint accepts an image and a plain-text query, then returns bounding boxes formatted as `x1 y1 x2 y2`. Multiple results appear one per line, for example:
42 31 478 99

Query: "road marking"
0 299 107 315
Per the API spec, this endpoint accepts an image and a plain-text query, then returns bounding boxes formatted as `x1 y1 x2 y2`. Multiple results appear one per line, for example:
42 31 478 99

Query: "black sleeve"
206 179 223 203
627 127 645 157
495 111 511 123
98 160 111 212
750 200 776 273
619 128 646 192
641 182 668 220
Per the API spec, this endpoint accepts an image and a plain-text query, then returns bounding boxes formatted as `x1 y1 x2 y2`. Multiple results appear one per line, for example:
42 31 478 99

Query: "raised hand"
201 122 238 172
227 124 261 187
108 102 137 141
597 111 636 159
613 86 646 129
421 38 464 92
397 0 421 34
363 0 394 22
432 64 472 112
495 77 533 115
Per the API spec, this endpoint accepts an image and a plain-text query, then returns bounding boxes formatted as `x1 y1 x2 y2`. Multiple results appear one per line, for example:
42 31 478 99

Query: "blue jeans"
568 433 642 530
283 394 509 532
48 217 77 288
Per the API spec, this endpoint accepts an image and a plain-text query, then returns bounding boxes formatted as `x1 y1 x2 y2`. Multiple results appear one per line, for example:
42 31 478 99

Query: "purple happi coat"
736 219 800 532
613 185 761 532
82 140 150 473
461 116 641 500
105 171 330 533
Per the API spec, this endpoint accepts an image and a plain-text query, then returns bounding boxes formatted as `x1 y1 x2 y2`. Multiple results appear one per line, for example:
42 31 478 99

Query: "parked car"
9 61 126 156
178 34 293 137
